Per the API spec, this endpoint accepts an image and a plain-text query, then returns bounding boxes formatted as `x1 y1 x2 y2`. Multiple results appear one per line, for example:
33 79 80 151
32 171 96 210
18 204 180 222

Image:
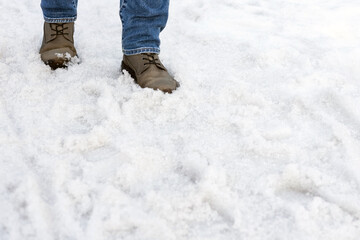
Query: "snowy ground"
1 0 360 239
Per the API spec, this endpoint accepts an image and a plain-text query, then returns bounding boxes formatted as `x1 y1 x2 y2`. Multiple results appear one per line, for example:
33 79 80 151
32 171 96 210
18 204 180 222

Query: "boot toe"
41 47 77 69
144 78 178 93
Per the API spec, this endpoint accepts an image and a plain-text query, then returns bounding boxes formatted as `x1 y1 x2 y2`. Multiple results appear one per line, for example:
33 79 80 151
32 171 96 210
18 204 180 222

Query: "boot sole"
121 61 176 93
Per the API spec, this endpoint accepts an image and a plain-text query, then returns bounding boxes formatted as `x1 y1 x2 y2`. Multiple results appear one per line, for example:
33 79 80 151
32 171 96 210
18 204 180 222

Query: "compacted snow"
1 0 360 239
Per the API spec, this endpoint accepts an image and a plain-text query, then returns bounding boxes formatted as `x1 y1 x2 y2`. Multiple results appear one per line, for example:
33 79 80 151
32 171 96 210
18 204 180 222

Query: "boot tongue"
145 53 155 61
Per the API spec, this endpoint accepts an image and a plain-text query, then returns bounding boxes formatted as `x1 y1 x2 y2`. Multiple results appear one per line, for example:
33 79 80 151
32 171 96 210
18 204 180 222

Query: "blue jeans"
40 0 169 55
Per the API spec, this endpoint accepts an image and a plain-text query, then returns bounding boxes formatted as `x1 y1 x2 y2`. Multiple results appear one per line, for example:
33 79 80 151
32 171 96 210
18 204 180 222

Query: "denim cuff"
123 47 160 56
44 16 77 23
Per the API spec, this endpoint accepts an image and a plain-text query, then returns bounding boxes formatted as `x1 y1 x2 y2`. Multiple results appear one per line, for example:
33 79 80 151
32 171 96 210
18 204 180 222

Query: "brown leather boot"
39 22 77 69
121 53 179 93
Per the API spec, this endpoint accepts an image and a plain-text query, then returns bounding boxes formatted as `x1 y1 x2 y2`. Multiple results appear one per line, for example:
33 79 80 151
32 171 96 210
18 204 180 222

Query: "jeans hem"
44 16 77 23
123 47 160 55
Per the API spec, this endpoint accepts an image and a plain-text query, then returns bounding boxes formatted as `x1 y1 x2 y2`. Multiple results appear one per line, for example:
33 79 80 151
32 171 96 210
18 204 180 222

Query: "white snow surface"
1 0 360 239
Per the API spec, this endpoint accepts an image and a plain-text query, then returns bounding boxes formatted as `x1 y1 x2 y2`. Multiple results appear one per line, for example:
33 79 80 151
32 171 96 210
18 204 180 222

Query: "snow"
1 0 360 239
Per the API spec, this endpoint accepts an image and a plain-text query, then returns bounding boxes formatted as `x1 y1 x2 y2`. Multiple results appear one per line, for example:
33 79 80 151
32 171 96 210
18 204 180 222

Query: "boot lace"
142 53 163 68
50 23 69 39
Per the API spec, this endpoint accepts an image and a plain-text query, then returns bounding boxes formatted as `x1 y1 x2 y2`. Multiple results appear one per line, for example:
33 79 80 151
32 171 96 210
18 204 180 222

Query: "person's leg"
119 0 169 55
120 0 179 93
40 0 78 69
41 0 78 23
